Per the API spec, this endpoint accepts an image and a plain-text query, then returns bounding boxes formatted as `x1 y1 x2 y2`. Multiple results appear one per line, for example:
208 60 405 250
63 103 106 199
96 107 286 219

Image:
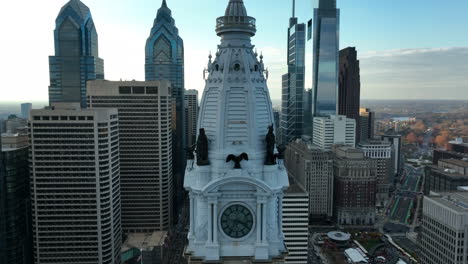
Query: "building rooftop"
285 176 306 194
429 192 468 213
122 232 167 252
344 248 368 263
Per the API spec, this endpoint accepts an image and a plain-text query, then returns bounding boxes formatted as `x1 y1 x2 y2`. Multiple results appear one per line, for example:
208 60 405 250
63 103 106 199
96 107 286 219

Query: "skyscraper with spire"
311 0 340 117
48 0 104 108
280 0 306 144
145 0 186 213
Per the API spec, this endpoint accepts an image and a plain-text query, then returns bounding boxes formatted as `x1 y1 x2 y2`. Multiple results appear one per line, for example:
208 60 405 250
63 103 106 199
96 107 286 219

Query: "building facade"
285 139 334 220
49 0 104 108
313 115 356 151
338 47 360 141
0 134 32 264
21 103 32 119
359 108 375 142
184 0 288 262
311 0 340 117
358 140 393 205
333 146 377 226
424 159 468 195
282 179 309 264
145 0 186 211
419 192 468 264
381 134 402 176
87 80 173 233
280 0 305 144
30 104 121 264
184 89 199 148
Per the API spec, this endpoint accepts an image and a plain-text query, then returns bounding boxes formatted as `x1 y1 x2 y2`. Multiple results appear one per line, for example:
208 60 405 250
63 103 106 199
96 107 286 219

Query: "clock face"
220 204 254 239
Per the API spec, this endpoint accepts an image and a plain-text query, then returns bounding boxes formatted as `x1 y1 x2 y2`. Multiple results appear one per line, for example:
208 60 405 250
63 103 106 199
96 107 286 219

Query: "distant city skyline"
1 0 468 102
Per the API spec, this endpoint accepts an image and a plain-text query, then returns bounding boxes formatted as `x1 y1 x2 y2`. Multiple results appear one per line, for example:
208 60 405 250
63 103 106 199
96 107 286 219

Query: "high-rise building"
419 191 468 264
87 80 173 233
433 137 468 165
184 89 199 148
359 107 375 141
358 140 393 205
5 117 27 134
313 115 355 151
311 0 340 117
303 89 313 136
333 145 377 226
381 134 403 176
0 134 32 264
49 0 104 108
184 0 288 262
21 103 32 119
424 159 468 195
145 0 186 213
338 47 360 140
280 0 305 144
282 177 309 264
285 139 334 221
29 103 121 263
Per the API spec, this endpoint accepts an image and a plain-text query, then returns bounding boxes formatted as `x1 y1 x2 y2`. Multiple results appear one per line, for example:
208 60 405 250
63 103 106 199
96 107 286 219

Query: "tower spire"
292 0 296 18
162 0 167 7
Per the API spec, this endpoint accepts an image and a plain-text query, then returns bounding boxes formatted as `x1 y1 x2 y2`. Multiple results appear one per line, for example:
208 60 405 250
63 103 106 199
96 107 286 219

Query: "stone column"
189 193 195 238
256 202 262 243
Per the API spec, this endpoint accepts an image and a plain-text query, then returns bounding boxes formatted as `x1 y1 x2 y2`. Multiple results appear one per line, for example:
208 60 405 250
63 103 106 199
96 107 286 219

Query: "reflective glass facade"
49 0 104 108
0 146 32 264
145 0 185 214
280 15 306 144
311 1 340 117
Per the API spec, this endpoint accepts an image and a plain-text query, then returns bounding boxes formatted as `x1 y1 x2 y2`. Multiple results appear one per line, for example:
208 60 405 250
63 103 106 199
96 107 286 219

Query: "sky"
0 0 467 103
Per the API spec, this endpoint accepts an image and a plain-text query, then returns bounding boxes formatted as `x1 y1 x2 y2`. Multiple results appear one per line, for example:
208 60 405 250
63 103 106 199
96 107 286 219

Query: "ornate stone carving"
226 153 249 169
196 128 210 166
265 125 276 165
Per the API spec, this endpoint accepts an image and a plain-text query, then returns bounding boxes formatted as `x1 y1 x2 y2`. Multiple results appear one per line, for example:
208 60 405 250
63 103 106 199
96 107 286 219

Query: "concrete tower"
184 0 289 262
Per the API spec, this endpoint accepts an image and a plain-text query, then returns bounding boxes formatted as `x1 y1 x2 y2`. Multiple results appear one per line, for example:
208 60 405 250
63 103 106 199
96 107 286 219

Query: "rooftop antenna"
292 0 296 18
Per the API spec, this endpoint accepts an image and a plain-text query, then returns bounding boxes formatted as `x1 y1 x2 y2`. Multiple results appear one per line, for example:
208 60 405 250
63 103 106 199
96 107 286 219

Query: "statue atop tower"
184 0 289 263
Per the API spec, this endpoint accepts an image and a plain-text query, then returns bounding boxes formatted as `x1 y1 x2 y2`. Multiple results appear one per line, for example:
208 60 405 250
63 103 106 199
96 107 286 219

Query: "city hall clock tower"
184 0 289 263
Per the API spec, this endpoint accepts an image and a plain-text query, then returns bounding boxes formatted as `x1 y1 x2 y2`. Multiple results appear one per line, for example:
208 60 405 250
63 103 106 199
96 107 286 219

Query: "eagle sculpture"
226 153 249 169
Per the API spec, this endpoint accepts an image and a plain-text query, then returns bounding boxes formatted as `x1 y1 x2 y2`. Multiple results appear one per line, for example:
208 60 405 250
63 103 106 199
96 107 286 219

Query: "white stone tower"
183 0 289 263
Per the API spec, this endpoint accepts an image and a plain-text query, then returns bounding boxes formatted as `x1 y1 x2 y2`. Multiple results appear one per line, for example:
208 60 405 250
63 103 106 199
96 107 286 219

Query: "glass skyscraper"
280 0 306 144
145 0 185 214
49 0 104 108
0 135 32 264
311 0 340 117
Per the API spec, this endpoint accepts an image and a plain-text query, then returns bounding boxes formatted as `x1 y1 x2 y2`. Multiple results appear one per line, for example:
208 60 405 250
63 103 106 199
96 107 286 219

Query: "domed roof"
225 0 248 17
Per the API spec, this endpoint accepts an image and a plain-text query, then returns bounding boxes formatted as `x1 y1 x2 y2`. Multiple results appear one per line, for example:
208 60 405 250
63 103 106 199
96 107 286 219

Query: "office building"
280 0 305 144
30 103 121 263
424 159 468 195
21 103 32 119
303 89 313 136
282 178 309 264
5 117 27 134
145 0 186 211
433 137 468 165
285 139 334 220
184 89 198 148
184 0 288 262
0 134 32 264
313 115 355 151
333 145 377 226
359 108 375 142
88 80 173 233
49 0 104 108
419 191 468 264
338 47 360 141
381 134 402 176
358 140 393 205
311 0 340 117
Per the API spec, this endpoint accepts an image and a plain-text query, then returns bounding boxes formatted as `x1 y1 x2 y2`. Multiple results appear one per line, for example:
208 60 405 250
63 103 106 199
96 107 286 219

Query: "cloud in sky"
359 47 468 100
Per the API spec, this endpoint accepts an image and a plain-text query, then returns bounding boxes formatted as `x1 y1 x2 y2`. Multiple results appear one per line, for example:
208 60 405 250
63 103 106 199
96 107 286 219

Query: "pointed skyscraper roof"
58 0 91 20
162 0 168 7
